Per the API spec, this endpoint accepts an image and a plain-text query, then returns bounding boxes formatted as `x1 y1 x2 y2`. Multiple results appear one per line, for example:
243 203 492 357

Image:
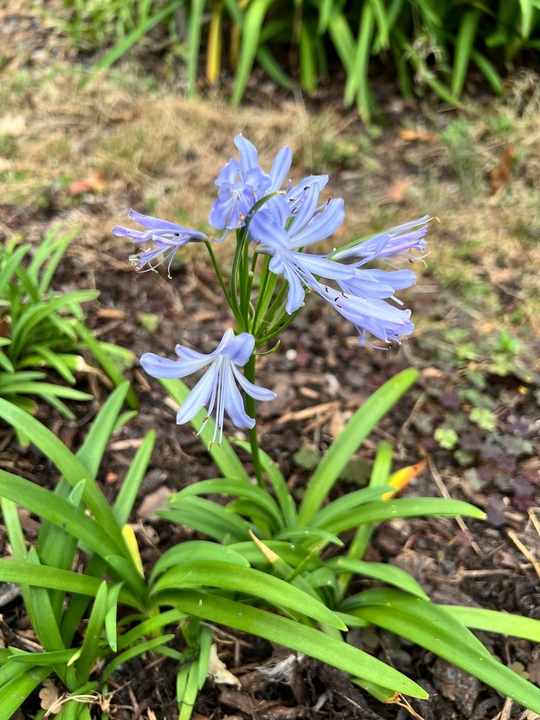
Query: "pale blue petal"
289 198 345 249
222 365 256 429
269 146 293 191
249 208 291 251
221 332 255 366
281 262 308 314
287 182 320 234
235 134 260 174
233 365 276 401
316 284 414 344
212 328 237 355
342 269 416 298
333 217 429 262
174 344 212 362
285 175 328 202
140 352 209 379
128 210 207 240
293 252 354 281
175 365 219 424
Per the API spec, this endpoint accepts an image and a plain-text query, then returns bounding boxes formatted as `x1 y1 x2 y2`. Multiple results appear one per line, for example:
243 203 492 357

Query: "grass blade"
231 0 274 106
0 399 128 549
113 431 156 525
0 471 126 559
187 0 206 97
451 9 481 98
171 478 283 530
0 666 50 720
320 497 485 535
93 3 182 76
76 581 108 685
441 605 540 642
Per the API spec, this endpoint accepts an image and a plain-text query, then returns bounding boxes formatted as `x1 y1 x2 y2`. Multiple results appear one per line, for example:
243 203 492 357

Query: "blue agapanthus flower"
209 134 292 232
249 176 350 313
247 174 428 346
140 329 276 445
113 209 208 275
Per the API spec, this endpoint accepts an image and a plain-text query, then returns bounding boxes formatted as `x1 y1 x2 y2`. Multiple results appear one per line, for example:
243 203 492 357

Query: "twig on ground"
424 451 482 554
507 527 540 581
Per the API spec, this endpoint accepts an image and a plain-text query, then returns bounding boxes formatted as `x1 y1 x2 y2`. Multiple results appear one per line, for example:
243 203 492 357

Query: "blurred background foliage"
45 0 540 122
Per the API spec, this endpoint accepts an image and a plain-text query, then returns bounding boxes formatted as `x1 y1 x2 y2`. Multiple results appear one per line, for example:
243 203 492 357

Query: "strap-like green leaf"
0 471 125 560
113 431 156 525
0 399 128 554
350 588 540 713
319 497 485 535
76 581 108 685
0 559 136 606
299 369 418 524
172 478 283 530
234 439 297 526
167 589 428 698
152 561 346 630
441 605 540 642
102 635 175 682
0 665 50 720
159 496 252 543
150 540 250 583
331 557 429 600
231 0 275 106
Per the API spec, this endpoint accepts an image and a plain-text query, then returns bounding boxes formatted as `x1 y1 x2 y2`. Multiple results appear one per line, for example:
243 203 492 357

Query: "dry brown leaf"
490 145 513 194
68 173 107 195
208 644 241 687
327 410 346 439
137 485 173 520
39 679 60 713
398 128 437 143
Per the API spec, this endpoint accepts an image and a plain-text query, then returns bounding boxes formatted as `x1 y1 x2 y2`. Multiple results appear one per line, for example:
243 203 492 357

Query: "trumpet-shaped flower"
209 134 292 232
332 216 430 263
249 178 349 313
140 329 276 445
315 283 415 346
113 209 208 275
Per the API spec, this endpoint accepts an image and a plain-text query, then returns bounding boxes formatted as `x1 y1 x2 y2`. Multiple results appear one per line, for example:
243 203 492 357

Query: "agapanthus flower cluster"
115 135 429 439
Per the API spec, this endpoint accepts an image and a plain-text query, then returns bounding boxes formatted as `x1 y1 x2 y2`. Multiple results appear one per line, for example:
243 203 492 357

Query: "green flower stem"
251 256 278 337
258 306 301 346
240 236 252 323
261 283 289 325
205 241 233 311
243 353 265 489
230 229 246 331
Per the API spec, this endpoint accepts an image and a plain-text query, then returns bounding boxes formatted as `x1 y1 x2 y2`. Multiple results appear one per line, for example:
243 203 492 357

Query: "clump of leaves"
1 375 540 718
0 225 137 443
157 370 540 716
